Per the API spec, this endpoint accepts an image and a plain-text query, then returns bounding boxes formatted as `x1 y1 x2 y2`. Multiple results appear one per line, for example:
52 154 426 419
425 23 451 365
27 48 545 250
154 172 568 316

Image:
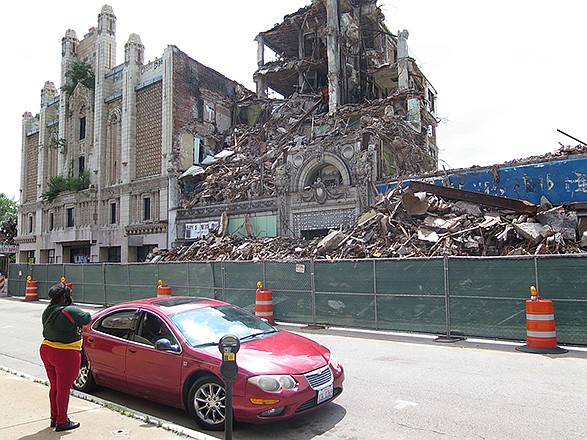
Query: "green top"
42 304 91 344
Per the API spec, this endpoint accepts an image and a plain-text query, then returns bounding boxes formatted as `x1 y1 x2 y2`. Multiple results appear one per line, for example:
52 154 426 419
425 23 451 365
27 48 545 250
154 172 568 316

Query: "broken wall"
174 1 439 243
172 47 253 175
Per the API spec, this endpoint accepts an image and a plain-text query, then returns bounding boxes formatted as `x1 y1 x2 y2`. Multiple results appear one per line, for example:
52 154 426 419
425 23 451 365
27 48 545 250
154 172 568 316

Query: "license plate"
317 384 333 404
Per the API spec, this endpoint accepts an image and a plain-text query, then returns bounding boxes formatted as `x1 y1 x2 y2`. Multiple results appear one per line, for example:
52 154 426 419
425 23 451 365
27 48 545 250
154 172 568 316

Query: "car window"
94 309 137 340
171 305 275 348
133 312 177 346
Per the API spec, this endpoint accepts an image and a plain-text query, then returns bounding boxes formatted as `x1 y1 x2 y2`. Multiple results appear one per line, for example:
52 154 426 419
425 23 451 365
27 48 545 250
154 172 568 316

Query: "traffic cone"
157 279 171 298
255 281 275 324
25 276 39 301
516 286 567 354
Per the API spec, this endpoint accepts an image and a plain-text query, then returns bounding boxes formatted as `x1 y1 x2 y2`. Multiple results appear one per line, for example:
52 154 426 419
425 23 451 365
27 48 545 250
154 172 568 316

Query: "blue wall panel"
376 156 587 205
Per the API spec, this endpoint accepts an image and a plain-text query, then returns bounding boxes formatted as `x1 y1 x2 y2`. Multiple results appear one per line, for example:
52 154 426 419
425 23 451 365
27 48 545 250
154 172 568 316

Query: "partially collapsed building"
16 1 440 263
177 0 438 243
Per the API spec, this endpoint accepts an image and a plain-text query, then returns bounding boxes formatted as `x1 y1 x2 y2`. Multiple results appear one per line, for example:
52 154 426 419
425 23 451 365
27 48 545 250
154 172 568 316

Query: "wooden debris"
148 185 585 262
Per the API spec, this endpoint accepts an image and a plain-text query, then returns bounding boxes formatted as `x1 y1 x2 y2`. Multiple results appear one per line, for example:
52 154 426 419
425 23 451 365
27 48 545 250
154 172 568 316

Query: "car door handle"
86 337 95 343
128 347 137 354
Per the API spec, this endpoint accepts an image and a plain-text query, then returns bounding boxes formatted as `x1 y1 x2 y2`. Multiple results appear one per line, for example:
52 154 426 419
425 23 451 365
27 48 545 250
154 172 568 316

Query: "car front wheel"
187 375 230 430
73 364 96 392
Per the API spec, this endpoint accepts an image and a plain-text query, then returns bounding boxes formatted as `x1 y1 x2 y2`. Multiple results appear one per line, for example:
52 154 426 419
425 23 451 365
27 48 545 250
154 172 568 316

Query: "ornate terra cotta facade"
16 5 250 263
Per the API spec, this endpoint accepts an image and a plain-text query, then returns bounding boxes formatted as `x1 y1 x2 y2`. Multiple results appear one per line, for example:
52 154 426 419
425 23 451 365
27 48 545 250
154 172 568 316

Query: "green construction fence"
7 254 587 346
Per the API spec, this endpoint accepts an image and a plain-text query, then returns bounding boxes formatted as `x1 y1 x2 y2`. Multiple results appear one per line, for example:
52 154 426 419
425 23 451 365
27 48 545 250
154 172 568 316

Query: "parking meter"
218 334 240 439
219 334 240 381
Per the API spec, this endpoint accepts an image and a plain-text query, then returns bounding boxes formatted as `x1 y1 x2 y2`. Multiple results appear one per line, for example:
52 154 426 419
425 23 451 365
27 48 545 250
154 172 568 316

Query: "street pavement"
1 291 586 439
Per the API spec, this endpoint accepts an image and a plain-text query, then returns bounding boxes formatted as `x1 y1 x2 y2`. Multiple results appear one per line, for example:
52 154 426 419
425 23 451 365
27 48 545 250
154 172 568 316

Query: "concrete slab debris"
148 184 585 262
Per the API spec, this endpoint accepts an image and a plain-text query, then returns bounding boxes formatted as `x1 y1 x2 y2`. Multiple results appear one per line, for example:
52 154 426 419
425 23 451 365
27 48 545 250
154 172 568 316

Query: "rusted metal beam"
408 180 537 215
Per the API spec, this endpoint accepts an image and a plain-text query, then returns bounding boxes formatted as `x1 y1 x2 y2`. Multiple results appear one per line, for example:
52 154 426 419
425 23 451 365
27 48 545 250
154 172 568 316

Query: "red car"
73 296 344 430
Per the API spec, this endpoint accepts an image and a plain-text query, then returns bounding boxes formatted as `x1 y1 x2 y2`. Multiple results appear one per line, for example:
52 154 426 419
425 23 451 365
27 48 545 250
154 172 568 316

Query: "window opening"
79 117 86 140
110 202 117 224
143 197 151 221
107 246 121 262
66 207 74 227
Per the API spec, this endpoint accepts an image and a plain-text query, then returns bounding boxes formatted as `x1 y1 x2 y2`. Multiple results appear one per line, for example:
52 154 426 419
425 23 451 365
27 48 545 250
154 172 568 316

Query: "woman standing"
39 283 91 432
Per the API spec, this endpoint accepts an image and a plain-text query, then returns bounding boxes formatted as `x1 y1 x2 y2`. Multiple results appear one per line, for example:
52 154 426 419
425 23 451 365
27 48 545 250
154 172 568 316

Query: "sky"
2 0 586 202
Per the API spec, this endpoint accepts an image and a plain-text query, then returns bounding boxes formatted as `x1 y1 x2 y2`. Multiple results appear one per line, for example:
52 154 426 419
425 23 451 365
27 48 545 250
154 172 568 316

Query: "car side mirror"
154 338 180 352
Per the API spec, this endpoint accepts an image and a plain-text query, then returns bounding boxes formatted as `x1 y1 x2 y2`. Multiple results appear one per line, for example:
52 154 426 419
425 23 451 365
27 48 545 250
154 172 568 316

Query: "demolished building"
176 0 439 243
151 146 587 262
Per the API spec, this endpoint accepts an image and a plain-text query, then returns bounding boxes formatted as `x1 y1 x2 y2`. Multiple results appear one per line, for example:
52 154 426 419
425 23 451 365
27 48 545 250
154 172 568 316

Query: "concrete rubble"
149 180 585 262
179 95 433 209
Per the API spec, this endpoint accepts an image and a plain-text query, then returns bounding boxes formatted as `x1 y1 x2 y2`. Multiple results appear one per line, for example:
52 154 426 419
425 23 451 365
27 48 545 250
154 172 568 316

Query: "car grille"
292 366 336 414
305 365 333 390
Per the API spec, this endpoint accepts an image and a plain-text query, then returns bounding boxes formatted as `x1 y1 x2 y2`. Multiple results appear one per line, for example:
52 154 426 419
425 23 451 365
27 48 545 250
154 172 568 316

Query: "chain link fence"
8 254 587 346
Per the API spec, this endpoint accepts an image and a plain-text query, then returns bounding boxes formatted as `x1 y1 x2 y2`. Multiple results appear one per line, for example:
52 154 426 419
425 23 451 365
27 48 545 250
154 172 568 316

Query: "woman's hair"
48 284 72 305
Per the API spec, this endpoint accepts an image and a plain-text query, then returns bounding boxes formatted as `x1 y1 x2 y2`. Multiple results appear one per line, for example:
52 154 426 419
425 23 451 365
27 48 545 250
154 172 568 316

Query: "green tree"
61 61 95 96
0 193 17 244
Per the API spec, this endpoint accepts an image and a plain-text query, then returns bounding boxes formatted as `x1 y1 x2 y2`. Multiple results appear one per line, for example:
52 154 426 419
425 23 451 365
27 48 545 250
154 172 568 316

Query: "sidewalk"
0 369 217 440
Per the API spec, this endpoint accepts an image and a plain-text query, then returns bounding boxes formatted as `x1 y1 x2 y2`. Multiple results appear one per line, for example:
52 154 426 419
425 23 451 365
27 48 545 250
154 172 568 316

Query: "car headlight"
329 353 340 370
248 375 297 392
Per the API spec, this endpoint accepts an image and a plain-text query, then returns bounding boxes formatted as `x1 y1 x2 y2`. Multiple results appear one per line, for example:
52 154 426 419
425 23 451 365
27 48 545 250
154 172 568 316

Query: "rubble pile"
150 184 585 262
307 96 434 175
180 94 432 208
181 142 277 209
503 143 587 165
417 143 587 180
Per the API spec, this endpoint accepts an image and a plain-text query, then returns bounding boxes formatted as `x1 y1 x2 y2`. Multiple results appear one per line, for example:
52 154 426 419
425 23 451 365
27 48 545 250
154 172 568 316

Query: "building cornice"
14 235 36 244
125 222 167 236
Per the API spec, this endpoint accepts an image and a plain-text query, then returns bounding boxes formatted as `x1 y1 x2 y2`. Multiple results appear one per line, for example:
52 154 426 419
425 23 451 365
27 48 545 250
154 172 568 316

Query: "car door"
85 308 135 391
124 311 183 407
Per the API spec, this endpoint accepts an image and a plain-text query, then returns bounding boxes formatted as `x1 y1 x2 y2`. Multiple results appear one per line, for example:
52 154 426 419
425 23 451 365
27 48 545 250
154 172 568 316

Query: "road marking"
394 400 419 409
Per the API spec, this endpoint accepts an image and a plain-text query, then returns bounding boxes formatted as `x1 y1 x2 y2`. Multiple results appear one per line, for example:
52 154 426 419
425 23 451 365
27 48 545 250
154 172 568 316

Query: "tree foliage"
61 62 95 96
0 193 17 244
41 172 90 203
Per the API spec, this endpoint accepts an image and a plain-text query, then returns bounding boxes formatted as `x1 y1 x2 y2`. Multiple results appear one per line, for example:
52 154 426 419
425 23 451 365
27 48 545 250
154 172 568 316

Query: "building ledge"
14 235 36 244
125 222 167 236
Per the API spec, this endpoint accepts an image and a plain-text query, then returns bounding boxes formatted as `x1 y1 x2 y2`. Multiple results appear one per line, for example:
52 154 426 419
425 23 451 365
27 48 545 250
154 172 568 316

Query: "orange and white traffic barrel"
25 276 39 301
255 281 275 324
157 279 171 298
516 286 567 354
0 274 4 292
60 277 73 298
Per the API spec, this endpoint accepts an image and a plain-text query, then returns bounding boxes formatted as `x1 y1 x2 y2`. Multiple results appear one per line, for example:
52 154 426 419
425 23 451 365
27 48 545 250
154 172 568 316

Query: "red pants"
39 344 81 424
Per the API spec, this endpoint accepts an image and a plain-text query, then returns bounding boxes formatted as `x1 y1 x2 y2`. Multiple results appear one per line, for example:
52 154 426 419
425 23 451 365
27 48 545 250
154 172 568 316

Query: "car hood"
214 331 330 375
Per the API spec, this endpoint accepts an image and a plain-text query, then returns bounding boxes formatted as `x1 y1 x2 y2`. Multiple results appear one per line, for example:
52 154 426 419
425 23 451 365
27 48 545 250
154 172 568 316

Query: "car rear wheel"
187 375 230 431
73 364 96 392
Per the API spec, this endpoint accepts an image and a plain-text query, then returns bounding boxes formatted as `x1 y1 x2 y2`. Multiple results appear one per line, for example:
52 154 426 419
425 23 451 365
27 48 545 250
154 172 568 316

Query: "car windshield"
170 305 276 348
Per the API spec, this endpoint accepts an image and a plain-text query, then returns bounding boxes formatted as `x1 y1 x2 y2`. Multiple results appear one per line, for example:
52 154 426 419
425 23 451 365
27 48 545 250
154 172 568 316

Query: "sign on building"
185 221 219 239
0 245 18 254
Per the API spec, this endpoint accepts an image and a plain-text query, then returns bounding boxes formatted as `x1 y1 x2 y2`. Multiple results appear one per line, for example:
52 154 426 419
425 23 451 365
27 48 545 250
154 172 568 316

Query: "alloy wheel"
194 382 226 425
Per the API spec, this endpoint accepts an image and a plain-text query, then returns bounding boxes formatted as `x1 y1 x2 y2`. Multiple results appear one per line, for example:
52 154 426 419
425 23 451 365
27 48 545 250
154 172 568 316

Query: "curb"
0 366 218 440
